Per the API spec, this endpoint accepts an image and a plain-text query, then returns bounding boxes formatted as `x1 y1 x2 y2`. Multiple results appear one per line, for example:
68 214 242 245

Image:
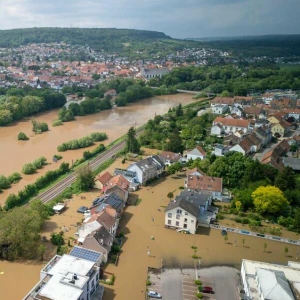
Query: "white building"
23 254 102 300
186 146 206 160
241 259 300 300
212 104 229 114
212 116 250 135
165 200 198 234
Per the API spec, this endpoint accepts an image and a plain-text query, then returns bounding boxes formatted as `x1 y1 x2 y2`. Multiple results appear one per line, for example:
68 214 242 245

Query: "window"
176 221 179 226
168 220 171 225
184 218 188 222
176 214 180 220
184 224 188 229
176 209 182 214
168 213 172 218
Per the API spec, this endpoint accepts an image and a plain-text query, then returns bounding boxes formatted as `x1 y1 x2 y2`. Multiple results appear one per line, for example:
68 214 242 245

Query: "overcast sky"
0 0 300 38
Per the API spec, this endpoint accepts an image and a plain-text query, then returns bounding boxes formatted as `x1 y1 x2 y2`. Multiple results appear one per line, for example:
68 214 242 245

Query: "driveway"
198 266 240 300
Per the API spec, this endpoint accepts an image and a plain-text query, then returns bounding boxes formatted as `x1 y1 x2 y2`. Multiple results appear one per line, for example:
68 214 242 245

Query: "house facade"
165 200 198 234
127 156 164 184
212 116 250 134
212 104 229 114
186 146 206 160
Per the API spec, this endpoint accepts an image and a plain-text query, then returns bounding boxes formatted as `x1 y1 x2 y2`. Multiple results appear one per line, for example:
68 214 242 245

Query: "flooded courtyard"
0 94 195 205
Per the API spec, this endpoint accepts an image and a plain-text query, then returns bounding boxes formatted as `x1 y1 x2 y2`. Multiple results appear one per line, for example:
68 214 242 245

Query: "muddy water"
1 157 299 300
0 94 195 205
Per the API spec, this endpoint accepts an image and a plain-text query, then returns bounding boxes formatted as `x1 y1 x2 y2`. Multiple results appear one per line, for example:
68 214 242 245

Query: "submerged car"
77 206 88 213
203 286 214 294
148 291 162 299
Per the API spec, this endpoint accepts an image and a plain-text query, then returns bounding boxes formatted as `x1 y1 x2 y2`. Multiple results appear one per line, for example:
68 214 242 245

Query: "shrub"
22 163 37 174
57 133 107 152
51 233 65 246
241 218 250 224
197 285 203 292
216 214 224 220
18 132 29 140
33 157 47 169
8 172 22 184
146 279 152 286
53 154 63 161
111 244 121 254
0 175 11 189
194 280 202 285
52 119 63 127
196 292 203 299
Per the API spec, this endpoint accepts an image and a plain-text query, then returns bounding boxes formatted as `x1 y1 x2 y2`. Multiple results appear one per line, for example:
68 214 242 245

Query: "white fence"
210 224 300 246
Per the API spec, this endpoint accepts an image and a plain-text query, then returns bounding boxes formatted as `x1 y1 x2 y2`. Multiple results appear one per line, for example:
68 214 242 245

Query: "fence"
210 224 300 246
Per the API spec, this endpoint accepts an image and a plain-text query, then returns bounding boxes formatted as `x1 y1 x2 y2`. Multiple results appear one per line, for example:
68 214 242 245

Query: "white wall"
165 207 197 234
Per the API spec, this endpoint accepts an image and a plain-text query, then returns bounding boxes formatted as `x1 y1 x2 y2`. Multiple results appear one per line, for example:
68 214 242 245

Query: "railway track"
35 128 143 204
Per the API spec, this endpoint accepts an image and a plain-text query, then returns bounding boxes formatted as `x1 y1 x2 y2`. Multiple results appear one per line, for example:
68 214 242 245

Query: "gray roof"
256 268 295 300
114 168 136 179
176 189 211 207
143 68 169 75
165 199 199 218
93 226 113 252
135 156 164 173
282 157 300 171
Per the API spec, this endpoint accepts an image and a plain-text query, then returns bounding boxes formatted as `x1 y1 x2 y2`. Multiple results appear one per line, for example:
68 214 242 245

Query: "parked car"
148 291 162 299
77 206 88 213
177 229 190 234
202 286 214 294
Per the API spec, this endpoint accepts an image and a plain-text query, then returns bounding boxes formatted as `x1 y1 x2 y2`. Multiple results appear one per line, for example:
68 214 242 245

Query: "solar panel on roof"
70 246 101 262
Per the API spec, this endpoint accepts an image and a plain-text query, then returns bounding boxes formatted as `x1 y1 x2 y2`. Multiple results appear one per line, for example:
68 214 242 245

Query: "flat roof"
38 272 86 300
48 254 94 277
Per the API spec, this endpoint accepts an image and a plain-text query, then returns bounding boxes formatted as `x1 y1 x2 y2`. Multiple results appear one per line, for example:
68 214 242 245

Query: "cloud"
0 0 299 38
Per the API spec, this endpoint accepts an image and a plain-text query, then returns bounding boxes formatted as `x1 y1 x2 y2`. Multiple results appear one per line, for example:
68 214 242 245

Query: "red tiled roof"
211 97 235 105
186 175 222 192
214 117 250 128
95 171 112 185
106 175 130 191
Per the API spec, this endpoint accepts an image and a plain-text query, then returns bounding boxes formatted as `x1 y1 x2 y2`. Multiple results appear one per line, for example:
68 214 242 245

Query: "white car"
148 291 162 299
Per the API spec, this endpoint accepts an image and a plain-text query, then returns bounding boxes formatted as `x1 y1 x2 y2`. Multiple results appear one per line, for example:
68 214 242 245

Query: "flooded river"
0 94 195 205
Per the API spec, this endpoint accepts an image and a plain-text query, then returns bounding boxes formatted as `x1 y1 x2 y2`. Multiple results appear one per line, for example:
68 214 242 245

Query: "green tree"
17 132 29 140
0 175 11 190
126 127 140 153
22 163 37 174
274 167 296 191
37 244 46 261
252 186 289 215
294 209 300 233
167 192 174 200
284 247 289 257
224 235 228 244
263 243 267 252
75 165 94 191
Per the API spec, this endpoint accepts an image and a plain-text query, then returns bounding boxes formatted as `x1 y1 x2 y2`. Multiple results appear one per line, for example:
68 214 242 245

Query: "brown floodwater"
1 157 299 300
0 94 196 205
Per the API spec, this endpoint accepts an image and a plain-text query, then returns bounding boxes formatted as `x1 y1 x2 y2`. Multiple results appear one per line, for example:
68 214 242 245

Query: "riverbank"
0 93 196 206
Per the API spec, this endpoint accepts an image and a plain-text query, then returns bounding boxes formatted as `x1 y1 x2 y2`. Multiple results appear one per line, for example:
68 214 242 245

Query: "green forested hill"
0 27 198 55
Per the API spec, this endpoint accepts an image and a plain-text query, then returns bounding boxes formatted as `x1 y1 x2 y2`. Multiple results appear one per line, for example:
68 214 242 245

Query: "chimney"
73 274 78 280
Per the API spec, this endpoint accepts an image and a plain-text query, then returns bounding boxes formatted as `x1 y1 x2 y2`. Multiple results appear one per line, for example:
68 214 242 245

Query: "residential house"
186 167 206 177
230 132 262 155
186 146 207 160
84 206 119 237
210 97 235 108
94 171 112 190
113 168 140 191
127 155 164 184
262 92 274 104
254 126 272 147
271 120 291 137
244 106 265 119
175 189 218 227
261 139 290 170
165 199 199 234
80 226 114 263
104 89 117 97
230 105 244 117
282 157 300 171
23 254 101 300
212 116 250 134
212 104 229 114
104 175 130 203
90 193 125 217
223 134 240 146
158 151 182 166
210 123 224 136
185 175 223 201
212 144 229 156
268 112 288 124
